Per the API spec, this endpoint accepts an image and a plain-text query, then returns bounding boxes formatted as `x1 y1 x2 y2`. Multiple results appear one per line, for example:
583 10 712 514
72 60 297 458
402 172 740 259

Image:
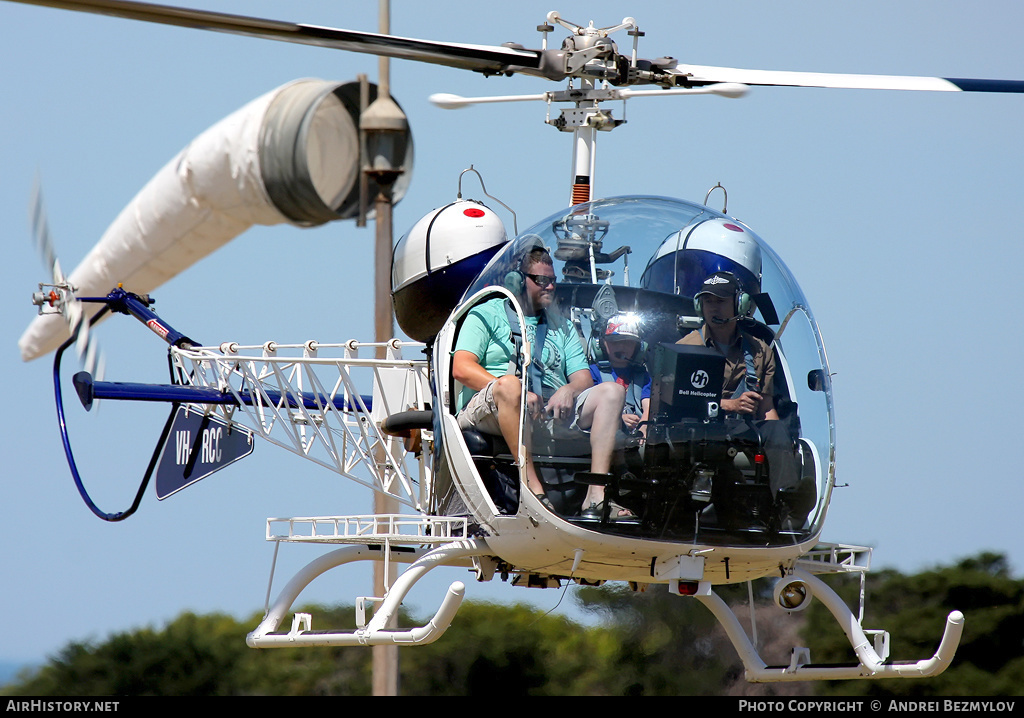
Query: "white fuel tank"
392 200 507 342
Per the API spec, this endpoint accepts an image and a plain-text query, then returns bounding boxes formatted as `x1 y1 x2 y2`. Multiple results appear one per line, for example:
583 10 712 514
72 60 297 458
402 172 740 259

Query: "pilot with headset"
679 271 798 497
452 245 628 517
679 271 778 420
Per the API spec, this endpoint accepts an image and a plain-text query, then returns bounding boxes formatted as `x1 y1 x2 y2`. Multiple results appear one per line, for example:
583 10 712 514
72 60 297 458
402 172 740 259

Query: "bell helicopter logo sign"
154 407 254 499
691 369 710 389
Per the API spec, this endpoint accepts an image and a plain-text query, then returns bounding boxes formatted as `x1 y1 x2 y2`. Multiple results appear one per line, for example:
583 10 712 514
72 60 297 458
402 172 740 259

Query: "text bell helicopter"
15 0 1024 683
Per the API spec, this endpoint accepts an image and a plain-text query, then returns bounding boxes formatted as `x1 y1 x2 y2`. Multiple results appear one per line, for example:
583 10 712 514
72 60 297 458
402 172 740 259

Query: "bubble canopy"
459 195 834 547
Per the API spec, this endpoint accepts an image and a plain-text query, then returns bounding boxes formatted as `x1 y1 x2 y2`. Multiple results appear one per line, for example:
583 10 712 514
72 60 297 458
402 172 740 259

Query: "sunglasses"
525 273 557 289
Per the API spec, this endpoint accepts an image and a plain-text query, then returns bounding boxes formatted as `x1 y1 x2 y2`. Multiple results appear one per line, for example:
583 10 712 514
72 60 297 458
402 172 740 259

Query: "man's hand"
544 384 579 424
621 413 642 430
526 391 544 420
722 391 763 415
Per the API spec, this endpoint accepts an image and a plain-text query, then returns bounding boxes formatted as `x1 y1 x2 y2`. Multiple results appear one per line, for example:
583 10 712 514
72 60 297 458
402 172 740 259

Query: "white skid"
694 567 964 682
247 539 490 648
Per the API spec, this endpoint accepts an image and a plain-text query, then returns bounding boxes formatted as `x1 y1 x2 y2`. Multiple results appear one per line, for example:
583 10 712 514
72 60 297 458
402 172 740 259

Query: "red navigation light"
463 208 486 218
676 581 699 596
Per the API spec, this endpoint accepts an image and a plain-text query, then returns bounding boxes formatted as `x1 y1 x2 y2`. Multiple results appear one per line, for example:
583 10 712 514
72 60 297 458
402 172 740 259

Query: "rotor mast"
570 84 596 205
543 13 636 206
429 13 747 207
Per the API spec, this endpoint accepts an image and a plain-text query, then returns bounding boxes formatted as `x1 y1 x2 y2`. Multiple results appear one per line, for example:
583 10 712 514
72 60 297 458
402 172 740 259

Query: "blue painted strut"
71 287 374 413
53 286 370 521
72 371 373 414
78 286 195 349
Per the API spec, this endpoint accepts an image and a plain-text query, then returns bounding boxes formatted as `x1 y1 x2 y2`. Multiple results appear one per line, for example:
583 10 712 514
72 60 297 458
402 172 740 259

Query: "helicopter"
6 0 1024 684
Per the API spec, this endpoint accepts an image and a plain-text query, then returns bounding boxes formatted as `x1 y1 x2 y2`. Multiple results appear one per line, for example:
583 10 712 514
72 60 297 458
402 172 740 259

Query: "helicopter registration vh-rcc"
10 0 1024 684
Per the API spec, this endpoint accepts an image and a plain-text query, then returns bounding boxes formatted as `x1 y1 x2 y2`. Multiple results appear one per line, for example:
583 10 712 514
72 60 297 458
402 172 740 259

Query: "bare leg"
576 382 626 507
490 374 544 496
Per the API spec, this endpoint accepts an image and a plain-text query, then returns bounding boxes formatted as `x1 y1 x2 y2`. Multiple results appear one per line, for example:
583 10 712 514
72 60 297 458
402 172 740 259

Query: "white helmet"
642 218 762 298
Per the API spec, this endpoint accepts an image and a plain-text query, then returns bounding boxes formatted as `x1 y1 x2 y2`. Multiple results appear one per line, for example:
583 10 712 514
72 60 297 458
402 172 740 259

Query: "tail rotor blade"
80 327 105 382
28 178 107 384
63 278 106 384
30 179 64 285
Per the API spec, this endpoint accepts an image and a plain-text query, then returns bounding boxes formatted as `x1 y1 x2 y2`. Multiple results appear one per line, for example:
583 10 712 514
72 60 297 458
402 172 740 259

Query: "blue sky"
2 0 1022 669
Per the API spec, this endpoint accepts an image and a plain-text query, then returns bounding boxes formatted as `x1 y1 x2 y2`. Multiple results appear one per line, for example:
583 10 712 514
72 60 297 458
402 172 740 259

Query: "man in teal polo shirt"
452 247 628 518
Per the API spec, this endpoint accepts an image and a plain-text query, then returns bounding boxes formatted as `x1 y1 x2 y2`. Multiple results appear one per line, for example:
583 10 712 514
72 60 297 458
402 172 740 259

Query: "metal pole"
378 0 390 100
372 0 399 699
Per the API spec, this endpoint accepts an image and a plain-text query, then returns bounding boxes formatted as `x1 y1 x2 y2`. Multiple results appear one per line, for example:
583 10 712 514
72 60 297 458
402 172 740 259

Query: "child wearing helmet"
577 313 651 521
589 313 652 436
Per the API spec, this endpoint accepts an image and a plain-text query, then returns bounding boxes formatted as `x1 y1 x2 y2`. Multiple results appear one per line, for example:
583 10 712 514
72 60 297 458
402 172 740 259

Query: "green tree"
574 583 721 695
399 601 615 696
2 601 611 696
6 553 1019 696
2 607 375 696
4 612 254 696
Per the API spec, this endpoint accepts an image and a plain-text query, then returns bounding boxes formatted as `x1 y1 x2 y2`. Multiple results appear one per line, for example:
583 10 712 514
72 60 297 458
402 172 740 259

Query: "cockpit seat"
461 422 630 516
460 425 591 467
706 435 817 534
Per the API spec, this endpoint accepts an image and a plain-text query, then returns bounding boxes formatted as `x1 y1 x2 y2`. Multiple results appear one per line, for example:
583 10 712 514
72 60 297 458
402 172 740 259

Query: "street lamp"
360 92 411 356
362 94 410 183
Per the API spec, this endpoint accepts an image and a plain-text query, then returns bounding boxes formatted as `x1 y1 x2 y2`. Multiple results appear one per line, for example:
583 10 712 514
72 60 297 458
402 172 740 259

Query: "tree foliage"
399 601 615 696
573 582 739 695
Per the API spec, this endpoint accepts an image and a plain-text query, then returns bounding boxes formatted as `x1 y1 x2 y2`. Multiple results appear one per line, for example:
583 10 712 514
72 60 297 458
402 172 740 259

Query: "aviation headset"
693 271 753 319
503 241 553 296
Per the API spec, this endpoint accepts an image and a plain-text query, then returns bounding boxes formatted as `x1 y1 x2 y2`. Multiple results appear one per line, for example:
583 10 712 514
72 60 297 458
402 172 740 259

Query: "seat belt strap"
505 300 547 396
731 333 761 398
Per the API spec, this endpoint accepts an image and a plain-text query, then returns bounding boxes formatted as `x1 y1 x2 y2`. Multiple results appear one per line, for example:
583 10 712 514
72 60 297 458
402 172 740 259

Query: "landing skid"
691 544 964 681
246 521 962 682
246 515 492 647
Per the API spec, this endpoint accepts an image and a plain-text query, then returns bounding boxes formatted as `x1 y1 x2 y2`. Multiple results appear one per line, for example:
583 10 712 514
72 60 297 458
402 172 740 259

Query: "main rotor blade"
675 64 1024 94
7 0 551 76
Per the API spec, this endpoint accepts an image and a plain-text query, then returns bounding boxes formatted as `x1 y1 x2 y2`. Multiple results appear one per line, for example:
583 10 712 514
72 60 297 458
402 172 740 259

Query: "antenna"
458 165 518 235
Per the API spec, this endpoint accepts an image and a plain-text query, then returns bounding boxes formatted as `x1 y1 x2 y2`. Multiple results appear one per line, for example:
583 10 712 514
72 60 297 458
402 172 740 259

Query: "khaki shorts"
457 379 504 435
457 380 593 435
